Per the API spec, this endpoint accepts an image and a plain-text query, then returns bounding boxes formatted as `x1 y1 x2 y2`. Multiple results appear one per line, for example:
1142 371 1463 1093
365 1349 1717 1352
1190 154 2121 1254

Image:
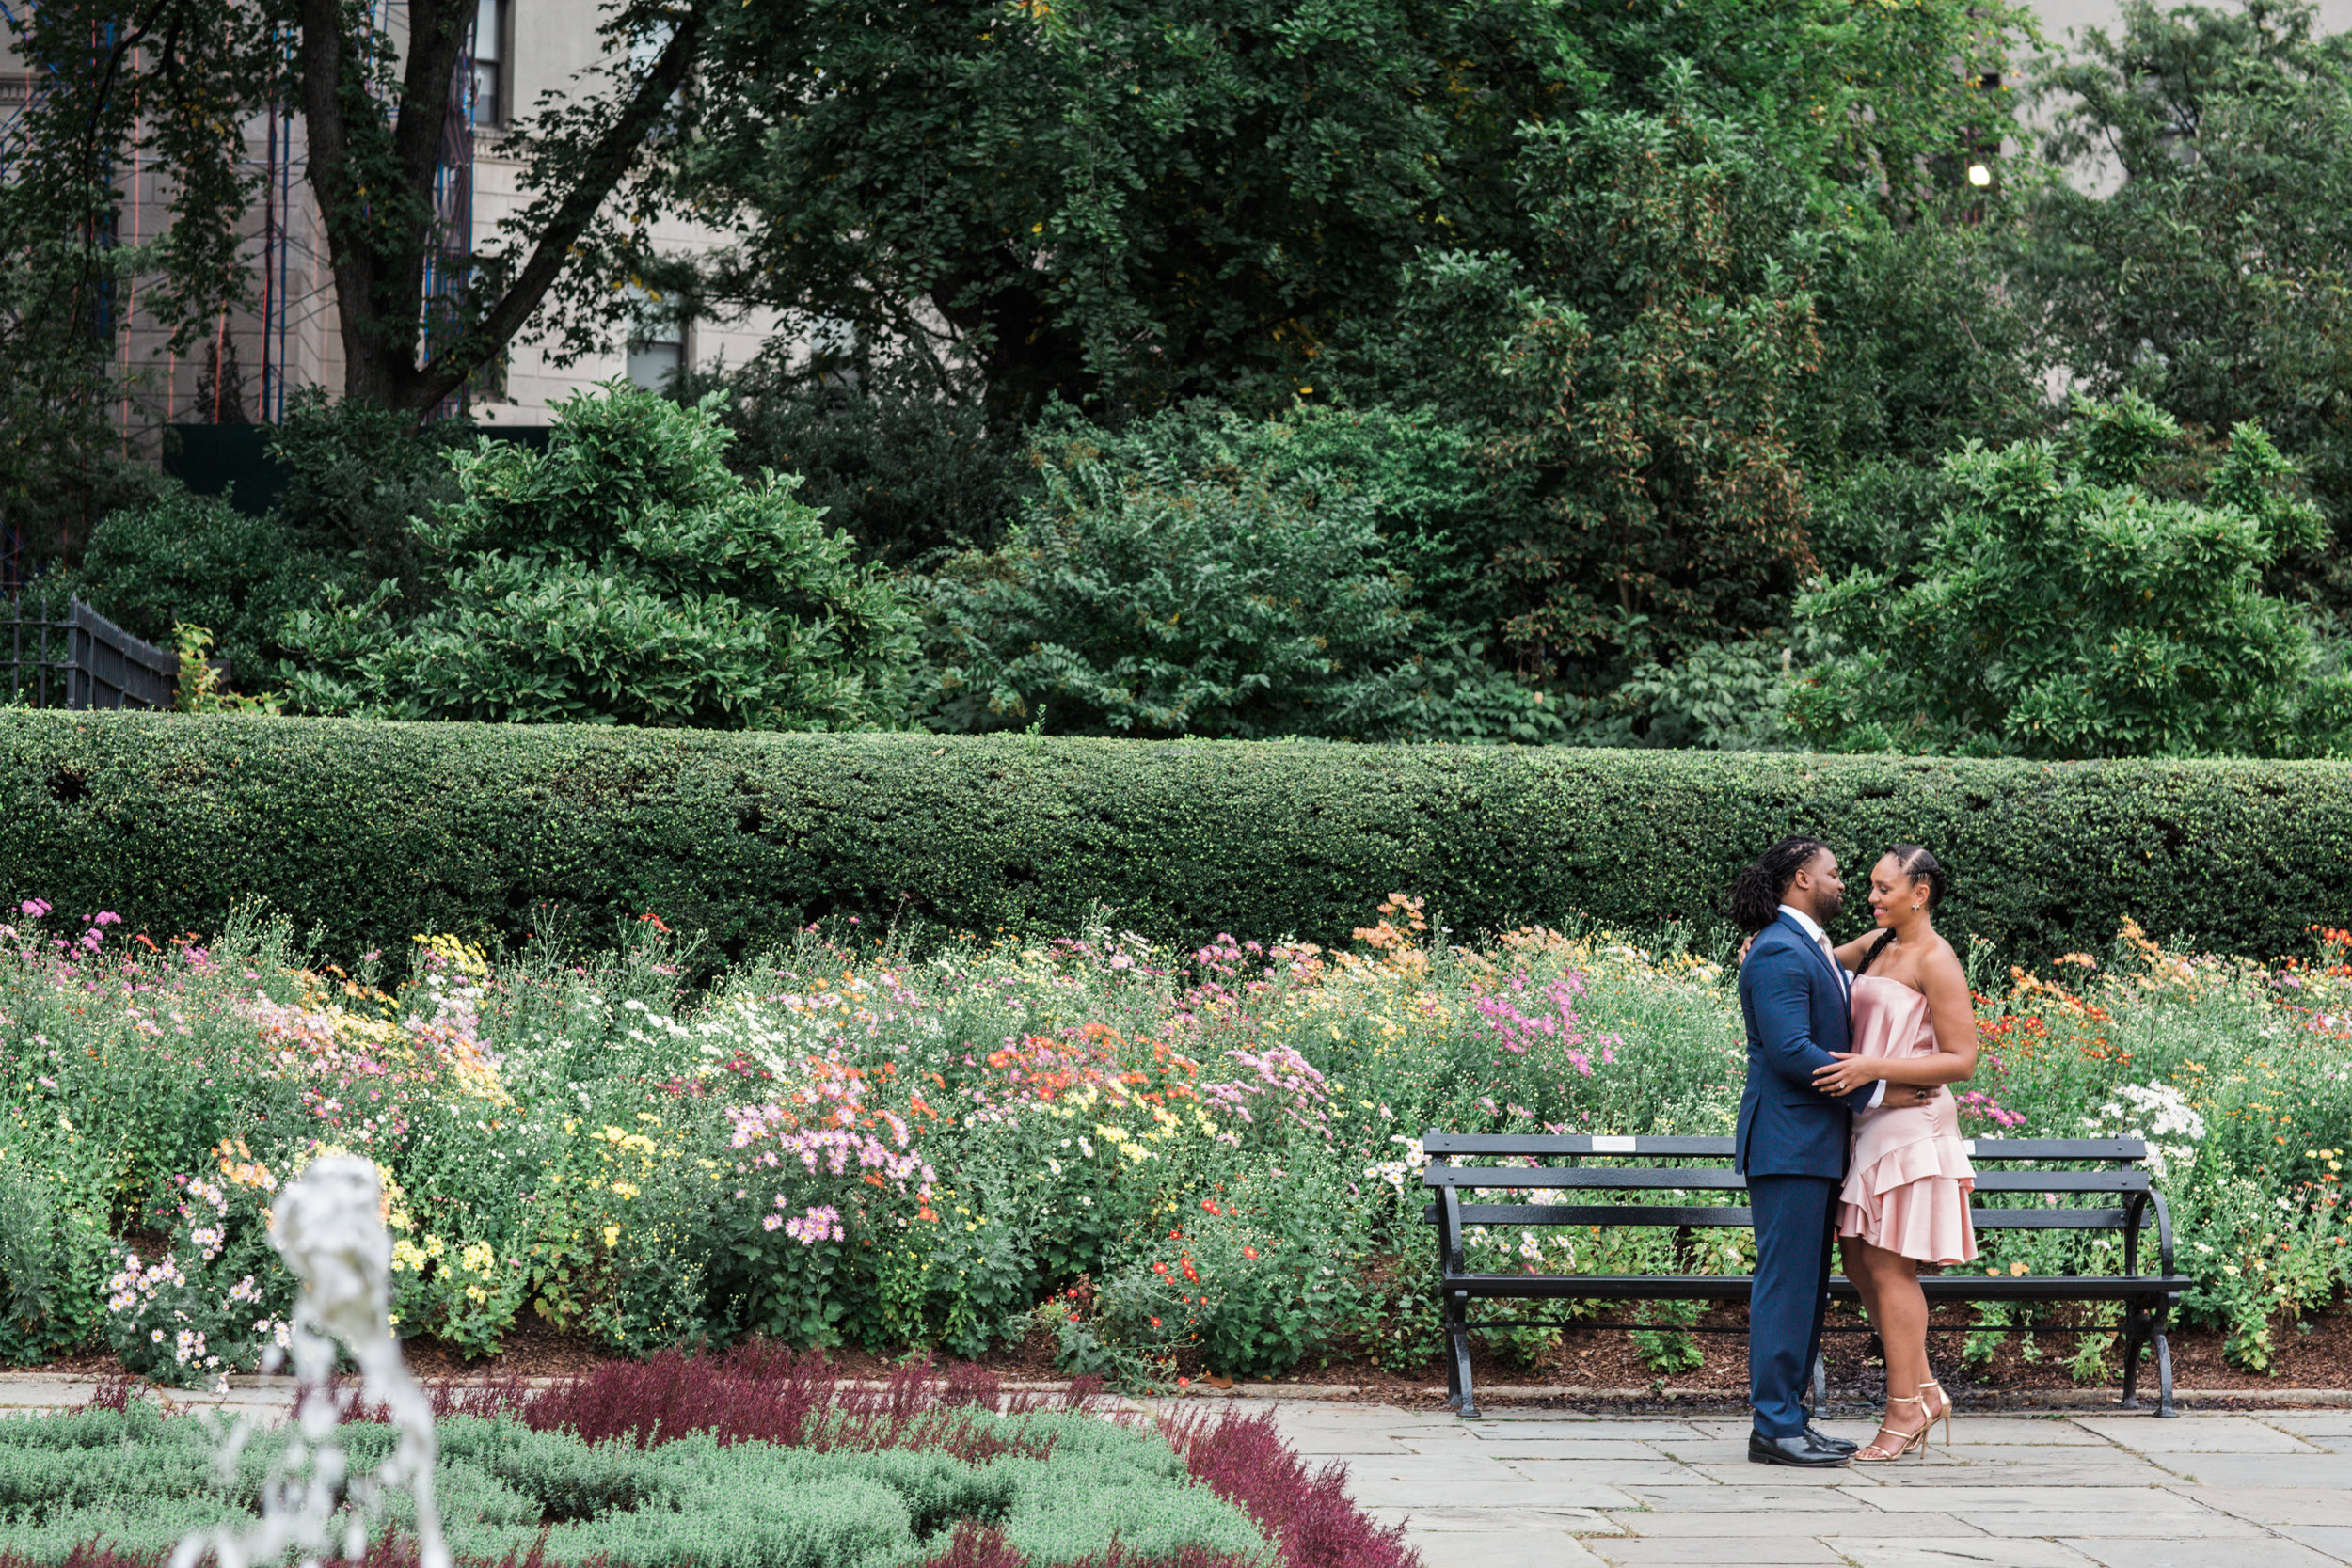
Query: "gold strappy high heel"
1853 1391 1929 1466
1919 1378 1954 1449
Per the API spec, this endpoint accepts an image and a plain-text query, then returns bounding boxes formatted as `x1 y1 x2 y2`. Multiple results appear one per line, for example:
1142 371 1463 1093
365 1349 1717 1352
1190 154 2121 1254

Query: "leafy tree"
264 390 475 598
281 386 918 728
919 422 1549 740
1791 394 2352 759
703 352 1025 568
2023 0 2352 604
666 0 2026 424
1360 90 1826 691
4 0 711 420
1803 209 2051 481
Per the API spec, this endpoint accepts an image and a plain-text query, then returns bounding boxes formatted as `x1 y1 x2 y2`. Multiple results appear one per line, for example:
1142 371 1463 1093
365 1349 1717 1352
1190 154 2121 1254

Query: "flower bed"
2 896 2349 1386
0 1351 1414 1566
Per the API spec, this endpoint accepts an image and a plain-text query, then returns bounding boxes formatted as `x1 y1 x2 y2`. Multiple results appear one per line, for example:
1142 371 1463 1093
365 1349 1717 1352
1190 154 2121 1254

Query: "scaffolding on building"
12 0 475 435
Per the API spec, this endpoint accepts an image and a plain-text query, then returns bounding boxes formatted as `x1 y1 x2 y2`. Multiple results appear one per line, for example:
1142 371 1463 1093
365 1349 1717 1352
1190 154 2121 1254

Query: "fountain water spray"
171 1157 452 1568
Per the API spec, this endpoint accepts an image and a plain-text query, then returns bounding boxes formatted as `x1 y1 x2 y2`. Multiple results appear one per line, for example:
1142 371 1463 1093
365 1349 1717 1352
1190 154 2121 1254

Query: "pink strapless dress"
1837 974 1979 1264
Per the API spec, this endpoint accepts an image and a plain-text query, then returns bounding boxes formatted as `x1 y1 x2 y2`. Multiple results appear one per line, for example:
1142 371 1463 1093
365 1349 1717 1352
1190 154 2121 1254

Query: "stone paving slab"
2177 1486 2352 1526
1833 1544 2097 1568
2074 1413 2325 1451
1406 1532 1611 1568
1606 1510 1990 1539
2059 1539 2341 1568
2142 1452 2352 1488
1587 1537 1855 1564
1444 1438 1666 1461
2290 1528 2352 1561
1945 1509 2271 1538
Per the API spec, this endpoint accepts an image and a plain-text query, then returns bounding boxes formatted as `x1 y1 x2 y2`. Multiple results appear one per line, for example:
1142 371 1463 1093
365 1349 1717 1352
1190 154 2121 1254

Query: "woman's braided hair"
1857 845 1950 974
1729 836 1832 936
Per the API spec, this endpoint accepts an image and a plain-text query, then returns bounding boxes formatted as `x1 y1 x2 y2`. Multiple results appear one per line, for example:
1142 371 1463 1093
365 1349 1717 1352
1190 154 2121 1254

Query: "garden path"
1274 1401 2352 1568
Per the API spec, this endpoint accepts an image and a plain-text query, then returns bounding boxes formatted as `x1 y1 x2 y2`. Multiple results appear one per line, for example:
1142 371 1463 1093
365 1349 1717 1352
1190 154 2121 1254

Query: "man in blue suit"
1731 837 1943 1467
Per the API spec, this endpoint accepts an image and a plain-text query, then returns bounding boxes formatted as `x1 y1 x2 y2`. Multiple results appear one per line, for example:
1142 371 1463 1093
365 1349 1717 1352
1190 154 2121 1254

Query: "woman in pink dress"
1811 846 1979 1463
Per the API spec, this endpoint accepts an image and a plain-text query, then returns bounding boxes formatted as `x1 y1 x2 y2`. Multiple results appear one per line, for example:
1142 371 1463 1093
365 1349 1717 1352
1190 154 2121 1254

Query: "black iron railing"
5 594 176 710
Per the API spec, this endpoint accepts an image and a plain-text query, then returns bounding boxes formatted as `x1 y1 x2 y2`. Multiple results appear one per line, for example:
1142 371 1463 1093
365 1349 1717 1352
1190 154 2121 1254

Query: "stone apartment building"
4 0 784 437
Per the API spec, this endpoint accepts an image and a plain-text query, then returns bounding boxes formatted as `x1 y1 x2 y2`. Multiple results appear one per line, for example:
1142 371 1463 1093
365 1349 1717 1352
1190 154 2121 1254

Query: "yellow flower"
602 1226 621 1248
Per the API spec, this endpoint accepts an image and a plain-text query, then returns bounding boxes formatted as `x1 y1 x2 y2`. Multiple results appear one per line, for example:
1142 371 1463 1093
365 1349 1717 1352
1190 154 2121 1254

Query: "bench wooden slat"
1422 1132 2150 1162
1442 1273 2195 1302
1424 1166 2150 1195
1450 1204 1770 1227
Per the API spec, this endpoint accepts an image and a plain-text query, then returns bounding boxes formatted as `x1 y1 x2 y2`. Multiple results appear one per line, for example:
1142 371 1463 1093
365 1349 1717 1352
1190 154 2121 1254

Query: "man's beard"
1814 887 1845 926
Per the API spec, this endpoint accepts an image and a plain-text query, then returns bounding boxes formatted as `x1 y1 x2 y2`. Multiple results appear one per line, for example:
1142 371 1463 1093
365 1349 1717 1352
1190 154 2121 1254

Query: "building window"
470 0 505 126
628 308 687 391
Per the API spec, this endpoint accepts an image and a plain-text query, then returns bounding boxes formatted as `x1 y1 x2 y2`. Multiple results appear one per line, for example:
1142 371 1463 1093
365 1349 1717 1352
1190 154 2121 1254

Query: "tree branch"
402 3 707 415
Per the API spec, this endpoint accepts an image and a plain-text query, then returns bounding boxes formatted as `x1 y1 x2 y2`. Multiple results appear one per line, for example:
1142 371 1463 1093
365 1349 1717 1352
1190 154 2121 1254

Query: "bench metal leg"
1809 1351 1827 1415
1446 1292 1480 1418
2153 1319 2177 1418
2117 1307 2147 1411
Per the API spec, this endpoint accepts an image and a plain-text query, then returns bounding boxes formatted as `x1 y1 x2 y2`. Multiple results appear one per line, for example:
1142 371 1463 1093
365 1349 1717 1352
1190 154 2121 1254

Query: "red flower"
1151 1316 1162 1328
1242 1245 1258 1260
1153 1261 1170 1275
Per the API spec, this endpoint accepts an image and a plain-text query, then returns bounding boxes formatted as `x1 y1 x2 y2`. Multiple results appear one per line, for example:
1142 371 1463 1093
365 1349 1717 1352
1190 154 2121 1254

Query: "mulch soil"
36 1298 2352 1408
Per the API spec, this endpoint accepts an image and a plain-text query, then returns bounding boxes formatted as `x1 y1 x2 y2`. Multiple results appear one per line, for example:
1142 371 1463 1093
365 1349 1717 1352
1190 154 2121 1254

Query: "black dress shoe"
1749 1430 1852 1467
1805 1425 1858 1455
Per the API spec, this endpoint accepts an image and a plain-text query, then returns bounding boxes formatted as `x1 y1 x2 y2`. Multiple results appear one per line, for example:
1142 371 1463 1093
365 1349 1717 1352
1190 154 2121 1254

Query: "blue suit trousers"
1748 1173 1840 1438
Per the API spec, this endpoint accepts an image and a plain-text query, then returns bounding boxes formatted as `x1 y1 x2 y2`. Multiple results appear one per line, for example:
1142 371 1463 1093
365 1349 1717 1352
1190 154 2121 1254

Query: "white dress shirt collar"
1777 903 1830 944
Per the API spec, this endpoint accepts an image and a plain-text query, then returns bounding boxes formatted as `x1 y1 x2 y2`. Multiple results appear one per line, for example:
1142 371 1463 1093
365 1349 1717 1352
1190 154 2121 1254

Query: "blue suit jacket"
1735 914 1876 1178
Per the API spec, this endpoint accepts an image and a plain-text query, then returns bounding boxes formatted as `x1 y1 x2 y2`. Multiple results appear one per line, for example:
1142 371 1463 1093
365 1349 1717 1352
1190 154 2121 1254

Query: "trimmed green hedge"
3 712 2349 964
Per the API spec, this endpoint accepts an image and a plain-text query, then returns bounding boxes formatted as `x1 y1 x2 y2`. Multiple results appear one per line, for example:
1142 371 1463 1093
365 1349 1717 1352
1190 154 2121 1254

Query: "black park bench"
1422 1132 2195 1420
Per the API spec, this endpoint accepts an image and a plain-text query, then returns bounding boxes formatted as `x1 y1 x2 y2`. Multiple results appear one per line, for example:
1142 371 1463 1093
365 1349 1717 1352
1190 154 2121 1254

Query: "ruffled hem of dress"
1837 1140 1979 1264
1849 1132 1976 1197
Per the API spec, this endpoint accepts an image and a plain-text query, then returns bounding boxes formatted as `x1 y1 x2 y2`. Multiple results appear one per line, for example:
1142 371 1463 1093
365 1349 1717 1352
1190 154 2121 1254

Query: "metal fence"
4 594 177 711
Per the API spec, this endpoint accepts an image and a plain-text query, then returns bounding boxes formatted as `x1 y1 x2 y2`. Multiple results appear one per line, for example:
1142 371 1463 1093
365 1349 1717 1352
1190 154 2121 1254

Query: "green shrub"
1793 394 2352 758
5 713 2352 965
919 426 1427 738
49 488 354 689
278 385 920 730
0 1162 106 1368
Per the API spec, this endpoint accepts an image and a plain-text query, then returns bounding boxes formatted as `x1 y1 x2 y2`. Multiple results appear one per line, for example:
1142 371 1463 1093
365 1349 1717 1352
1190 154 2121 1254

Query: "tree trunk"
297 0 708 420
